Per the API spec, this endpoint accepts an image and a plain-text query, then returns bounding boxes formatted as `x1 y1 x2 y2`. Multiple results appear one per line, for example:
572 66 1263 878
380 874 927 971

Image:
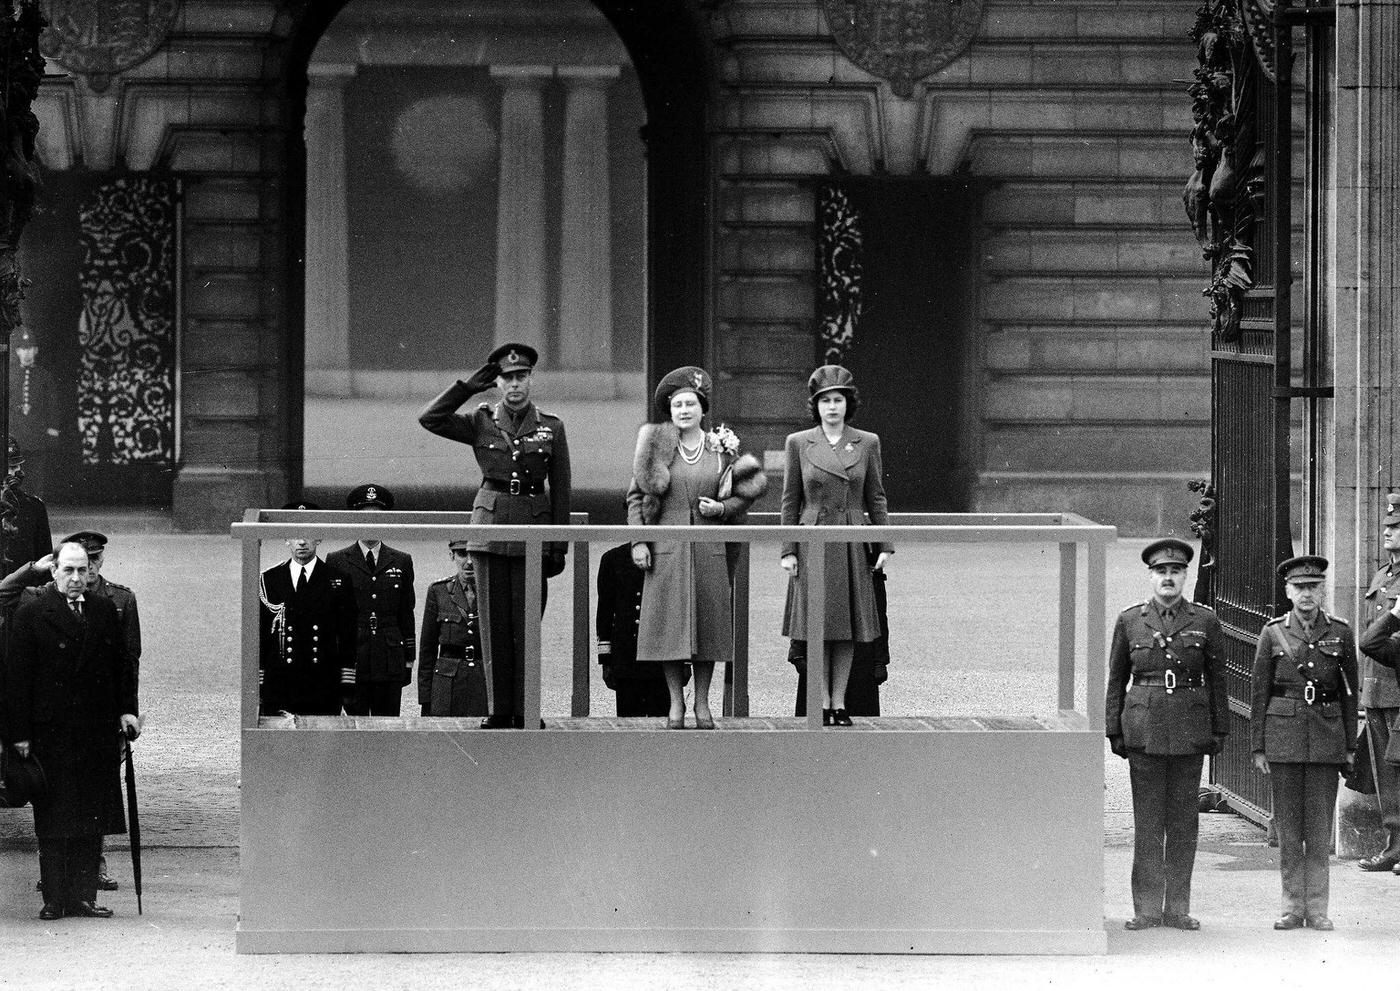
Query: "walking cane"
123 735 143 915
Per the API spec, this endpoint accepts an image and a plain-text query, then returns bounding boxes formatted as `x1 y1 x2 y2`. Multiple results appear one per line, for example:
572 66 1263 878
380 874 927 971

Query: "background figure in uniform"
419 343 571 729
8 327 60 499
1 436 51 579
5 542 140 920
326 484 415 716
596 542 674 717
789 550 889 716
257 504 357 716
1355 493 1400 872
627 366 767 729
1250 555 1357 932
779 365 891 726
418 538 488 717
1106 537 1228 931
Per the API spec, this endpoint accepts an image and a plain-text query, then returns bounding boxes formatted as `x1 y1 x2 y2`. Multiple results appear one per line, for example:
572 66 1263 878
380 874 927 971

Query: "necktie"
296 567 308 593
365 549 375 571
1162 608 1173 624
70 599 83 620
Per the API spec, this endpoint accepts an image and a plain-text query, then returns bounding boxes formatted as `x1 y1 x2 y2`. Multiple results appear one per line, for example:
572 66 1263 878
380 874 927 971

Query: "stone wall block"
184 372 263 419
183 178 262 221
186 225 262 270
718 322 813 371
984 423 1208 472
184 320 262 369
719 184 812 224
717 276 813 321
185 274 263 318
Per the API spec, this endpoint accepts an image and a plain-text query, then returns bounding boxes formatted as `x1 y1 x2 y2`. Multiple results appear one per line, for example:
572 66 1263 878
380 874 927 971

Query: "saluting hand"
464 361 500 392
1252 752 1270 775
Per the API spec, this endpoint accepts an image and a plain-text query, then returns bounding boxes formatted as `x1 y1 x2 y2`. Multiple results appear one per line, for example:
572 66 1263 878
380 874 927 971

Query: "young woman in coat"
626 366 767 728
779 365 891 725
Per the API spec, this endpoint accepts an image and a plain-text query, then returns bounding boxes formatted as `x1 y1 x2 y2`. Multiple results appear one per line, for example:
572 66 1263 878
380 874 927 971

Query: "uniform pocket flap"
1267 697 1299 716
434 656 461 678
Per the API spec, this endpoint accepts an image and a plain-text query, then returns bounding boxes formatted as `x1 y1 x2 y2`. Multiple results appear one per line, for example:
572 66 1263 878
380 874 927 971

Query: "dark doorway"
831 177 977 511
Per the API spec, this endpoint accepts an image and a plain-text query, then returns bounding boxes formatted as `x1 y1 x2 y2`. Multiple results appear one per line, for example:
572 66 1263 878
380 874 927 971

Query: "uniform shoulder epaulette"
1121 601 1147 615
1192 601 1214 612
536 407 559 420
1266 615 1287 626
477 402 492 411
105 580 133 594
430 575 455 586
1329 614 1350 626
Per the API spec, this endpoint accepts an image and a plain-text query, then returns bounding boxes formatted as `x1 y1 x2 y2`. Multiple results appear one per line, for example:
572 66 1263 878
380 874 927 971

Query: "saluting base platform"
237 715 1105 954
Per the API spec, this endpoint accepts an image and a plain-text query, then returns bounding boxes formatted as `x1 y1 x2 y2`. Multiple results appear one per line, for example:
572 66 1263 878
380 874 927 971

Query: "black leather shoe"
480 715 513 729
97 872 119 892
67 901 113 918
831 708 853 727
1273 913 1304 930
1305 915 1334 931
822 709 833 726
1163 913 1200 931
1123 915 1160 930
38 903 63 921
1357 854 1399 872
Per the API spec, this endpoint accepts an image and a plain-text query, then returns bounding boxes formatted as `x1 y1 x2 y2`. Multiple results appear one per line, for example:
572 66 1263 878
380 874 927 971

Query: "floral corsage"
706 424 741 456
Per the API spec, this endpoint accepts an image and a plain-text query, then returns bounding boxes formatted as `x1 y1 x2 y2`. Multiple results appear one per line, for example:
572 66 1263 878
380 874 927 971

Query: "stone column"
491 66 552 354
556 66 619 371
303 63 357 397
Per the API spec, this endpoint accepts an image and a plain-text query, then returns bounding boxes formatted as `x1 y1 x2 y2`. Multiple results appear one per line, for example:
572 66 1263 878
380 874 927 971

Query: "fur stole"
632 423 768 525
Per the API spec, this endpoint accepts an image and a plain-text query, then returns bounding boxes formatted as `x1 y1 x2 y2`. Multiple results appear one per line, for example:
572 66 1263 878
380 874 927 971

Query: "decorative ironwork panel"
77 176 177 467
815 182 863 365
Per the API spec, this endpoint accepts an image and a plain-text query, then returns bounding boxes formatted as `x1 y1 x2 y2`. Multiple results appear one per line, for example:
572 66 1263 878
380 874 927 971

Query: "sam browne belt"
481 478 546 496
1132 672 1204 689
1272 684 1338 704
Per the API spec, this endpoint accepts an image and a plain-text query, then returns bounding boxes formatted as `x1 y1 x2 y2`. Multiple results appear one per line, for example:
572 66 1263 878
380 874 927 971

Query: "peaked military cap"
1278 554 1328 584
448 537 473 551
1142 537 1193 567
654 365 711 418
808 364 856 399
489 342 538 374
1384 493 1400 527
347 484 393 511
61 530 108 551
282 500 321 511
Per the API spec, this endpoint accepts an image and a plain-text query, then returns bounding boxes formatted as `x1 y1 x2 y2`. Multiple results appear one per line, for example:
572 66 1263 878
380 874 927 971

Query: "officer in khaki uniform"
1250 555 1358 931
418 343 571 728
1354 493 1400 872
1106 537 1228 931
325 485 416 716
418 538 488 717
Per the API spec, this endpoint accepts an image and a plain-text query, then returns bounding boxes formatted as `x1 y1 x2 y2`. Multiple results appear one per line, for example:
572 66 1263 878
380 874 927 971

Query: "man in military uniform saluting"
1355 493 1400 872
418 343 571 728
1106 537 1228 931
326 484 415 716
419 538 489 717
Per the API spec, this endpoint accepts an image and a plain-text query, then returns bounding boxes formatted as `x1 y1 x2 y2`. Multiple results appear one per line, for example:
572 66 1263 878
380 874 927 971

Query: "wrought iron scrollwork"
1188 478 1217 604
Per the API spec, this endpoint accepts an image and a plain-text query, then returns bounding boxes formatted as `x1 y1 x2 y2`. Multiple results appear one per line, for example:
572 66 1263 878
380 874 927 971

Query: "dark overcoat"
5 588 135 839
326 543 416 686
1250 611 1358 764
258 559 357 715
779 425 891 642
418 570 488 716
1105 599 1229 754
1360 564 1400 708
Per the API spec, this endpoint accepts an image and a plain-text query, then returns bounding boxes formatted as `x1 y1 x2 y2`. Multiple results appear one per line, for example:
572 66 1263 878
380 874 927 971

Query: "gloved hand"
1109 735 1127 759
544 551 567 579
463 361 500 393
872 663 889 686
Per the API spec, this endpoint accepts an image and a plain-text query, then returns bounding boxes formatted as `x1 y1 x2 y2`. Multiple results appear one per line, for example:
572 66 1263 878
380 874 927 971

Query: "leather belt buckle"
1304 682 1316 705
509 478 522 495
369 613 378 635
1164 669 1176 694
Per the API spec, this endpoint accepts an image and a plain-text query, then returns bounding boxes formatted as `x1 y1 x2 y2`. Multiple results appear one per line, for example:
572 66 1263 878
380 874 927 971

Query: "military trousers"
1269 761 1340 919
1366 708 1400 859
615 680 671 718
1126 751 1204 919
471 552 548 719
354 682 403 717
38 833 101 909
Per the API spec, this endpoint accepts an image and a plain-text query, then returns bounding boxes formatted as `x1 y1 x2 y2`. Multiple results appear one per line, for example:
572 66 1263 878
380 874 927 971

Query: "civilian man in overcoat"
326 484 415 716
1250 555 1357 931
419 343 571 728
418 538 488 717
1106 537 1228 931
4 541 139 920
1354 493 1400 872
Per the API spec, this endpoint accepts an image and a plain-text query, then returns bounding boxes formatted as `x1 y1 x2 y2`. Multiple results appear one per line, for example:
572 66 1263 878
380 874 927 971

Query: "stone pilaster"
303 63 356 397
490 65 552 354
556 65 619 370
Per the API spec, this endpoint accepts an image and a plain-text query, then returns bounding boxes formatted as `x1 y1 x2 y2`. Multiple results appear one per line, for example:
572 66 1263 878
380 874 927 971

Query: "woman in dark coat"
626 366 767 729
780 365 891 726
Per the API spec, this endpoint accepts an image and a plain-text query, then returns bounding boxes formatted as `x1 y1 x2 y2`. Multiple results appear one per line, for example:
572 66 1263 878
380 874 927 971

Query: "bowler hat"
1384 493 1400 527
808 364 856 399
1142 537 1193 567
1278 554 1328 584
0 747 48 809
347 484 393 511
653 366 711 419
489 343 538 375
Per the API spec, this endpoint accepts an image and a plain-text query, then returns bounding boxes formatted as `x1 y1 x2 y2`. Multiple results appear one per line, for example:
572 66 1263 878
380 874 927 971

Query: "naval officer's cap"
1142 537 1193 568
347 484 394 511
1278 555 1328 585
489 343 538 375
282 500 321 511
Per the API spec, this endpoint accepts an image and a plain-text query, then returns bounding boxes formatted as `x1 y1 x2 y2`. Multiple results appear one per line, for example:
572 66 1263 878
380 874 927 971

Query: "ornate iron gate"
1188 0 1334 822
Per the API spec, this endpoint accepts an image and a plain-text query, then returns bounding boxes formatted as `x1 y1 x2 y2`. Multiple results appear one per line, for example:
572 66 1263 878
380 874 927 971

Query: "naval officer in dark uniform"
1355 493 1400 872
1106 537 1228 931
326 484 416 716
1251 555 1357 931
418 343 571 728
418 538 489 717
596 542 673 717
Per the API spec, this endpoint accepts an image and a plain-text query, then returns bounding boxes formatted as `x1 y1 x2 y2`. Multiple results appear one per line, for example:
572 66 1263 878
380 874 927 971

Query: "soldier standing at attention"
418 538 488 717
1355 493 1400 873
1106 537 1228 931
326 485 415 716
1251 556 1357 931
419 344 571 729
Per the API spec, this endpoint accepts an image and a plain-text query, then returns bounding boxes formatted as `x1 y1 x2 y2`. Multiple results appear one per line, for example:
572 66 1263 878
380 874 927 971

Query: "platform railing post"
524 536 544 729
805 535 826 729
241 512 262 730
728 541 751 717
570 526 590 717
1087 537 1107 731
1058 541 1077 713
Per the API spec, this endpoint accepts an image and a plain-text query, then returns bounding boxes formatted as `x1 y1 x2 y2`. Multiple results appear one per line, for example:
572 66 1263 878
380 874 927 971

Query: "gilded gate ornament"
821 0 984 98
39 0 181 93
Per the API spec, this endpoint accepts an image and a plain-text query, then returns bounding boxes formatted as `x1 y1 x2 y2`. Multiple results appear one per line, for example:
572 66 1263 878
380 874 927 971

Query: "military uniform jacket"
596 542 652 683
5 588 135 839
417 570 485 709
258 560 357 714
1105 599 1229 754
418 380 572 557
326 543 415 686
1359 562 1400 708
1250 611 1358 764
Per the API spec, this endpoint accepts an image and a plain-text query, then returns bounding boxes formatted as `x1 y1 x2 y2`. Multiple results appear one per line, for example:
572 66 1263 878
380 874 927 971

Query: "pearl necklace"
678 438 704 465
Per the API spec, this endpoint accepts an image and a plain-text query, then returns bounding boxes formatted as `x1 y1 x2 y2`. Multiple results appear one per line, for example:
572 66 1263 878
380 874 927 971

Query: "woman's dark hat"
654 366 711 417
0 747 48 808
489 343 538 374
808 364 856 399
1142 537 1193 567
